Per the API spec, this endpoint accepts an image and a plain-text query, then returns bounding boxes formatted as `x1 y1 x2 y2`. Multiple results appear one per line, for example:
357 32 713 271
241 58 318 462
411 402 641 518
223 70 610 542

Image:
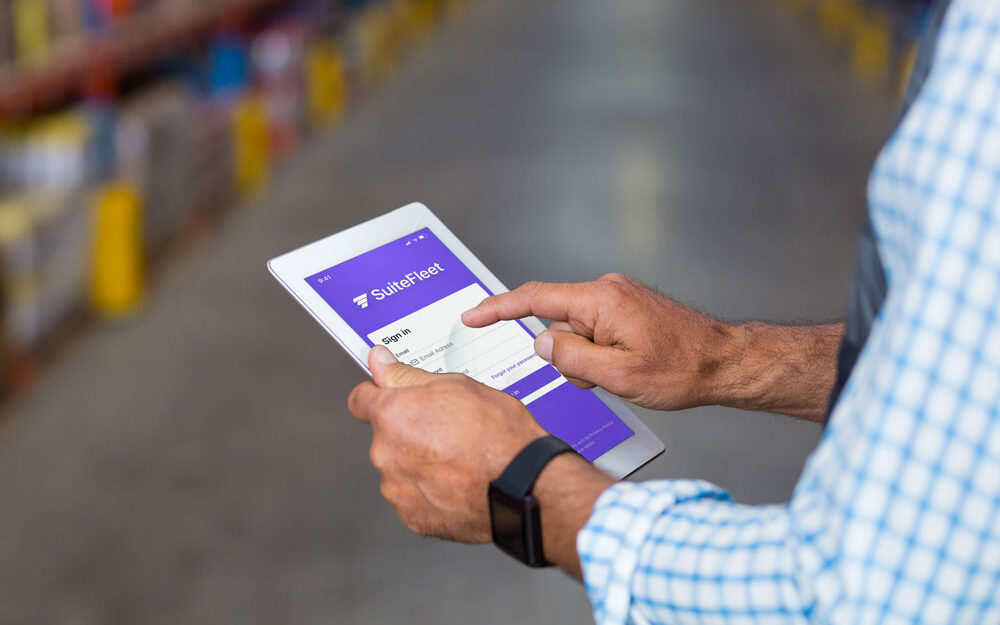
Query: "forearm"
706 321 844 422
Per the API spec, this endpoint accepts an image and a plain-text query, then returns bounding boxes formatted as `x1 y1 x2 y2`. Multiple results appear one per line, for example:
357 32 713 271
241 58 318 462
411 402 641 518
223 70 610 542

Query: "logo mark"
353 293 369 309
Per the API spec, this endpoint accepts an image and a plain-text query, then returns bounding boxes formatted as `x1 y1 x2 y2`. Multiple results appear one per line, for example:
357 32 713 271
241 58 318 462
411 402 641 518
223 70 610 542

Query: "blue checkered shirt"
577 2 1000 624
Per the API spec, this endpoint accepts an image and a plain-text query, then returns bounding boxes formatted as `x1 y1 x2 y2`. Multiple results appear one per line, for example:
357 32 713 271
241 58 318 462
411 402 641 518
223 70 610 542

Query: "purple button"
502 364 561 399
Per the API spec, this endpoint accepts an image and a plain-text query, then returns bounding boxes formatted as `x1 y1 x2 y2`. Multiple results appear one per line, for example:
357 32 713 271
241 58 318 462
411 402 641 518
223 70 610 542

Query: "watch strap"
492 435 575 499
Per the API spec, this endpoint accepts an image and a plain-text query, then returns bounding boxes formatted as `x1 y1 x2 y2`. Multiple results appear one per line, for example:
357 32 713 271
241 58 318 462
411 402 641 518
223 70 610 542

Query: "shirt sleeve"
578 2 1000 624
579 481 809 625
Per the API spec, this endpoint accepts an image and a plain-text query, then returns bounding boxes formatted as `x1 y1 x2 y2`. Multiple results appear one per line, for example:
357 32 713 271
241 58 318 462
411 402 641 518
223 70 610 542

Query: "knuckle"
600 272 639 289
379 477 398 503
346 385 367 415
369 443 389 471
520 280 545 297
595 280 624 305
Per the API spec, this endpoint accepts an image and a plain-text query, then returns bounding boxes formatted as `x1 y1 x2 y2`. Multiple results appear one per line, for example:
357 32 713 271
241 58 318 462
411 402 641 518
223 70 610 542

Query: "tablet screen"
305 228 634 461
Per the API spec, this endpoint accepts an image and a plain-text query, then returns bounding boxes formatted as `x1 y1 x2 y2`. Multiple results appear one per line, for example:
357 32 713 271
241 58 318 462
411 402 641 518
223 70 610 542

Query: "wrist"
705 321 844 419
706 321 781 409
531 453 615 579
694 319 748 407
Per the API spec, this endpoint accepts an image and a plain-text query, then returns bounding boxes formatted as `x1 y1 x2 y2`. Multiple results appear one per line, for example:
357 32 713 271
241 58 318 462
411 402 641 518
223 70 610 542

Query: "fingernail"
534 331 554 362
371 345 397 365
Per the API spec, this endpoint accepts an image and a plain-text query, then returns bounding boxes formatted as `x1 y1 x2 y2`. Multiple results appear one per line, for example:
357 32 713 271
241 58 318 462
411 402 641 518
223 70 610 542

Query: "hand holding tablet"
268 202 663 478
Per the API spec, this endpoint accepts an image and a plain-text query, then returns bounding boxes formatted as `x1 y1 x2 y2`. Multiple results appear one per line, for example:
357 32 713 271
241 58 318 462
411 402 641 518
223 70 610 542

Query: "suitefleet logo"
356 263 447 311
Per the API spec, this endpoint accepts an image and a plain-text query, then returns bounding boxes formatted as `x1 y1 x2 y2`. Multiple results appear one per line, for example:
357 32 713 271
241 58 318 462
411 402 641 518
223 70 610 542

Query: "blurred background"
0 0 932 623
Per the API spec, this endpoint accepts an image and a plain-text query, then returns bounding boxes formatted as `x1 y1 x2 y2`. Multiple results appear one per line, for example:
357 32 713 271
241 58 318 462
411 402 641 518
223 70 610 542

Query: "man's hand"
462 273 730 411
348 345 548 543
463 274 844 422
348 346 616 577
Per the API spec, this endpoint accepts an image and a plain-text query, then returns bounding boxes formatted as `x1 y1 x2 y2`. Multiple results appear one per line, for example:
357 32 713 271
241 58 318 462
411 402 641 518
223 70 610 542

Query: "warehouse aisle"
0 1 893 624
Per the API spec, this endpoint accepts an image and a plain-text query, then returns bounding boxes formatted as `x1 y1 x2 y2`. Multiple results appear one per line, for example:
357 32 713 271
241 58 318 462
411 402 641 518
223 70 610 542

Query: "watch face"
489 484 528 562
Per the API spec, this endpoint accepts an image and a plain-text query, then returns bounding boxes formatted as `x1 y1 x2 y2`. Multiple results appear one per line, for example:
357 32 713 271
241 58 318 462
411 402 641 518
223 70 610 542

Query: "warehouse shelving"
0 0 295 118
0 0 457 401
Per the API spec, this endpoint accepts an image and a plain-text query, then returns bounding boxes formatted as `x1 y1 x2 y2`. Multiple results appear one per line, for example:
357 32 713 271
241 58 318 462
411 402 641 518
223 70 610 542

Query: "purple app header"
307 228 491 341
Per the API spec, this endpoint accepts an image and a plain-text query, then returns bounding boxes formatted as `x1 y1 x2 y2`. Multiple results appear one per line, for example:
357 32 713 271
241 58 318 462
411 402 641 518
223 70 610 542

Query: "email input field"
366 283 548 391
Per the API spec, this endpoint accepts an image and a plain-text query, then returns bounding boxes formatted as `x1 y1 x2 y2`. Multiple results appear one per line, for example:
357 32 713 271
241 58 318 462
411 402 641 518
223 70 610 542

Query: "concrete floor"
0 1 895 624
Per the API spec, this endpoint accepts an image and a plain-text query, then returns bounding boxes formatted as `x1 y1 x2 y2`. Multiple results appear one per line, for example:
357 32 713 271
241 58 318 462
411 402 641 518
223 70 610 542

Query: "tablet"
267 202 664 478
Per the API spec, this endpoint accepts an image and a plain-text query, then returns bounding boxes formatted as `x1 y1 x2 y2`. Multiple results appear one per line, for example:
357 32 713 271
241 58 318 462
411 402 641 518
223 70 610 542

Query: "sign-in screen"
306 228 633 461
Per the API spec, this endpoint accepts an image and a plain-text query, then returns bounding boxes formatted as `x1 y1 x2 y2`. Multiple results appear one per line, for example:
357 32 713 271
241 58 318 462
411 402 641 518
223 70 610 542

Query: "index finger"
461 281 595 328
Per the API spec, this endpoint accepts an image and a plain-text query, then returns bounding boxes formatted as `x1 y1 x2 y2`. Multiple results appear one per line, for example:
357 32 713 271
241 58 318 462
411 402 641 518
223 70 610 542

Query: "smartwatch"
488 435 577 567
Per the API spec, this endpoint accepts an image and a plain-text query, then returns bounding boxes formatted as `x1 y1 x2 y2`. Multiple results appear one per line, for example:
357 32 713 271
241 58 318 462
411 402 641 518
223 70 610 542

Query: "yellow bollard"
852 8 891 85
232 94 270 199
91 183 145 317
306 41 348 129
12 0 50 63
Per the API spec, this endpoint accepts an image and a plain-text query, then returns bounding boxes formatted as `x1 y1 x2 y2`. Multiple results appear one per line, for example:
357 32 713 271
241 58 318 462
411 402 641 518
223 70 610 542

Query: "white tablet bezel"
267 202 663 478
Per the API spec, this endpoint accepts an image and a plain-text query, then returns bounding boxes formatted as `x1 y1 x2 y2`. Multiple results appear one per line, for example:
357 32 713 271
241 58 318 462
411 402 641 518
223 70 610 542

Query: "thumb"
368 345 439 389
534 329 621 386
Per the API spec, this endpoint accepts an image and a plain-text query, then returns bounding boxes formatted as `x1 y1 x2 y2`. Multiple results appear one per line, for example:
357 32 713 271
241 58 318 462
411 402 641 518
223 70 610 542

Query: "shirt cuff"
577 480 730 625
